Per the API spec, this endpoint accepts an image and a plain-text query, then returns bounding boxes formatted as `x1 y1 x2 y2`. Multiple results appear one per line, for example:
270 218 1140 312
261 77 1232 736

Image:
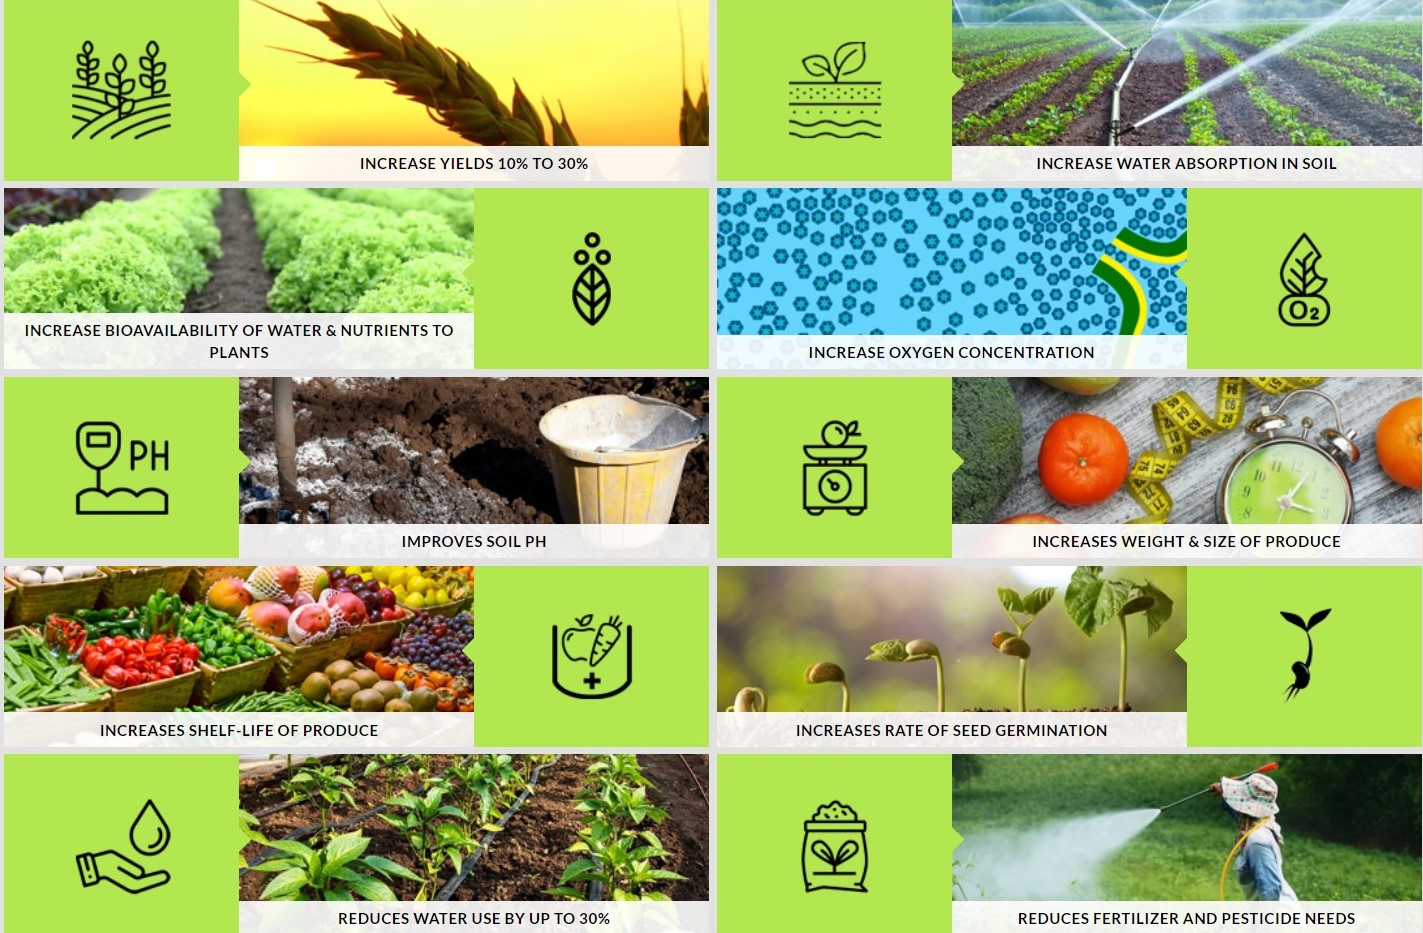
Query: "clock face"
1221 439 1351 524
818 469 853 503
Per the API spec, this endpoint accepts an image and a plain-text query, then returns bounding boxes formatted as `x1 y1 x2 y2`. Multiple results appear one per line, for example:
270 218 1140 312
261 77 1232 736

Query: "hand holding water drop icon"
76 799 172 894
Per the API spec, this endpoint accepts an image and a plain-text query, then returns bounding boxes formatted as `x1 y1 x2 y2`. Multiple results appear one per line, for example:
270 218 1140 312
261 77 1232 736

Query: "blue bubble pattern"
716 188 1187 337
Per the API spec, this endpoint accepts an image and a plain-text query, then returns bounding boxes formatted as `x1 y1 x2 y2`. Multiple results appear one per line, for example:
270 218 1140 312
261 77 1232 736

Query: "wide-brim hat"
1220 773 1279 818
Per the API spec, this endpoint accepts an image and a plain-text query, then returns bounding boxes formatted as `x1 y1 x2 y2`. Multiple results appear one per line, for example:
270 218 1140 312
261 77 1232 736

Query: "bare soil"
989 49 1128 142
1174 33 1290 146
239 377 710 525
238 755 710 902
186 189 272 312
1109 41 1190 147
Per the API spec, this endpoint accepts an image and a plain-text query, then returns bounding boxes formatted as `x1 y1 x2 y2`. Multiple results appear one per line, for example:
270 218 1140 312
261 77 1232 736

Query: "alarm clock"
1217 389 1358 525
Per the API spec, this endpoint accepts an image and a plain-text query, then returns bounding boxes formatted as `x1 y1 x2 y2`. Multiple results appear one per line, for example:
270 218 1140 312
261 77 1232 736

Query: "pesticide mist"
957 809 1160 899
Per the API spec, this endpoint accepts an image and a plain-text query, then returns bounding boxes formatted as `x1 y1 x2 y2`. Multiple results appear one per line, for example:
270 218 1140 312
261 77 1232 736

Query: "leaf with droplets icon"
130 800 171 856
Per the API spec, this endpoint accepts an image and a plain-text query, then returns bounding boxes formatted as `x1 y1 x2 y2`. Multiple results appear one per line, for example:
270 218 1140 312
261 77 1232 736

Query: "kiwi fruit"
325 659 356 682
407 687 437 712
328 678 361 708
350 688 386 712
373 680 402 704
350 669 380 690
384 699 413 712
300 672 332 703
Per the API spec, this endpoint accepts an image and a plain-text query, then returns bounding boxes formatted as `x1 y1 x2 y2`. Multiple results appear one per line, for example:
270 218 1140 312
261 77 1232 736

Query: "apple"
997 513 1063 524
321 589 368 626
288 604 331 645
1039 377 1121 396
248 601 291 639
207 577 253 616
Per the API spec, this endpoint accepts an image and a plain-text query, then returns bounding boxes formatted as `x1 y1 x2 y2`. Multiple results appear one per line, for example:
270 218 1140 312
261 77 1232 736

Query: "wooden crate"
256 630 362 690
81 668 199 712
193 654 279 707
98 566 191 609
181 566 256 603
4 572 107 626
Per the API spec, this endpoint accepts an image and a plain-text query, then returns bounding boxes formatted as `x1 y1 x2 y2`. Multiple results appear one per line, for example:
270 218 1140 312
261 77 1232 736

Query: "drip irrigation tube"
434 755 561 901
679 754 708 803
241 755 471 874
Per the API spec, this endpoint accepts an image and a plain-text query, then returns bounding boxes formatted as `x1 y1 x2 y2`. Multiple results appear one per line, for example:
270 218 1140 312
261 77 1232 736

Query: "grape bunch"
327 568 404 622
389 611 473 680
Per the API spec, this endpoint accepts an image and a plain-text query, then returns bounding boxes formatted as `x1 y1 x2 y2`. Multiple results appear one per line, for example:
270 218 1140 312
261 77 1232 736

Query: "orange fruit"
1038 413 1130 507
1376 396 1421 489
997 513 1062 524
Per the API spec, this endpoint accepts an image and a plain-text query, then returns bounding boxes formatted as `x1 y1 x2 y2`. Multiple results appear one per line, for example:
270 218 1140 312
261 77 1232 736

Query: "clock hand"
1286 477 1306 498
1289 503 1314 514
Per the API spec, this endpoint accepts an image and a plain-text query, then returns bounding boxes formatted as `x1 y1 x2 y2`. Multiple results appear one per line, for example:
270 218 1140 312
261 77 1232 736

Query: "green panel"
1184 566 1422 747
717 377 960 557
470 566 709 747
719 754 959 926
4 378 246 557
5 0 241 180
1185 189 1422 369
717 0 959 181
471 188 709 369
5 755 238 933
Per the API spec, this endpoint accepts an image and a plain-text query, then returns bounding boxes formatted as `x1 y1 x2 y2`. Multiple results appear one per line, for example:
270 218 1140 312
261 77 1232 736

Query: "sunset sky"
240 0 710 146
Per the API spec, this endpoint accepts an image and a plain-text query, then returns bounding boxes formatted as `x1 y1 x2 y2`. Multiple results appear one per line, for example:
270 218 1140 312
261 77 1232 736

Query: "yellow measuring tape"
1127 377 1325 524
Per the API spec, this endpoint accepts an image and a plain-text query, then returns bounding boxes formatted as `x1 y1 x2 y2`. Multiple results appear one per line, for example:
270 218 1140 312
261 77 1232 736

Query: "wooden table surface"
989 377 1423 524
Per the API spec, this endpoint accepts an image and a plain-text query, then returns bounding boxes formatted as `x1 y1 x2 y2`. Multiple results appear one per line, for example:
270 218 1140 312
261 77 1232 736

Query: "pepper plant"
992 586 1056 712
249 830 420 901
1064 566 1173 712
282 763 356 841
381 786 470 899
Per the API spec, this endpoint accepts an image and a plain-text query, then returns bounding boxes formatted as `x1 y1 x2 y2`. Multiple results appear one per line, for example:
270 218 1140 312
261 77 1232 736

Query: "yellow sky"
240 0 709 146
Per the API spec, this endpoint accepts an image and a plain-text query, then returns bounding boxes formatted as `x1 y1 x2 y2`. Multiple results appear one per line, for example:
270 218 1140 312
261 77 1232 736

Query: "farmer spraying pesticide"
1209 774 1297 902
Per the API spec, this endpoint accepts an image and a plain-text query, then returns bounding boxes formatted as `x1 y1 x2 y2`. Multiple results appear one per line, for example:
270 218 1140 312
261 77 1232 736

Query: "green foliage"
1065 566 1174 711
955 45 1108 144
950 377 1023 523
283 762 357 840
249 830 421 902
548 755 684 902
1193 33 1348 146
381 785 472 898
1277 755 1422 855
988 51 1127 145
4 189 219 312
1177 34 1228 146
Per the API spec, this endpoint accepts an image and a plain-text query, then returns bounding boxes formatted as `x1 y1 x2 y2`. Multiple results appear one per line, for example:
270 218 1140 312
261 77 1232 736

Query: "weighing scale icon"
802 420 867 516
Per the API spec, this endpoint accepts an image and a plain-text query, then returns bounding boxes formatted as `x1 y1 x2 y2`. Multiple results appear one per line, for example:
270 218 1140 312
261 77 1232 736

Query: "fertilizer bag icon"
802 801 868 893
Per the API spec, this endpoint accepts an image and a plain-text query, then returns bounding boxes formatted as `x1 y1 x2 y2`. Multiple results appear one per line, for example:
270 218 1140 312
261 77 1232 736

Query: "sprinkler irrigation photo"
952 0 1422 146
953 754 1422 901
238 377 709 525
718 565 1186 713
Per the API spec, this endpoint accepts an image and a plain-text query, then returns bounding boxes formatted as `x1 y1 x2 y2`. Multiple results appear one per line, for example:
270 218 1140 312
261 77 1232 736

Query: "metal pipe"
1158 762 1278 811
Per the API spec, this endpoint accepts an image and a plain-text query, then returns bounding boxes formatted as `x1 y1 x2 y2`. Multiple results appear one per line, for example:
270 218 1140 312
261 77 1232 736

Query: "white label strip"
239 147 710 184
4 313 473 371
952 901 1420 933
717 336 1186 370
4 712 470 750
240 523 710 561
239 901 711 933
953 524 1423 561
718 712 1185 749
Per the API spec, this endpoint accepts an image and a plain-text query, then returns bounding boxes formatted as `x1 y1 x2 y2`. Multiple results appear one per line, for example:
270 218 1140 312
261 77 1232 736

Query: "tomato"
96 637 115 652
179 658 195 674
103 666 127 689
182 643 201 661
113 636 129 650
84 652 106 676
155 665 174 680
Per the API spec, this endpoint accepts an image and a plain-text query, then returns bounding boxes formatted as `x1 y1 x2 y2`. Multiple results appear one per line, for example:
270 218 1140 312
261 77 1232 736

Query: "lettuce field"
3 188 474 313
953 5 1422 146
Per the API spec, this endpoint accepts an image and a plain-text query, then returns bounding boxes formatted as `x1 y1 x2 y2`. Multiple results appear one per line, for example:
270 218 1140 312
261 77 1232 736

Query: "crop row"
1176 31 1228 146
1192 33 1347 146
1227 27 1422 121
987 50 1127 145
547 755 686 902
4 189 220 312
246 188 474 313
1222 21 1422 62
954 44 1109 144
956 33 1094 89
953 25 1087 55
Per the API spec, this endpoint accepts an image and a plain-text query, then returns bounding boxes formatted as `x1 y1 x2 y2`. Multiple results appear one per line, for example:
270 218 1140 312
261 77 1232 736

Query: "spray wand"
1157 762 1277 812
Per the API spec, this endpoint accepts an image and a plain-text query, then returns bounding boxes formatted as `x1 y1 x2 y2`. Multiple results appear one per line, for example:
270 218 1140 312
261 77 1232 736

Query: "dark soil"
988 48 1128 142
953 42 1103 134
1175 33 1289 146
1209 33 1420 145
238 755 709 902
1110 41 1190 147
186 189 272 312
239 377 710 525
